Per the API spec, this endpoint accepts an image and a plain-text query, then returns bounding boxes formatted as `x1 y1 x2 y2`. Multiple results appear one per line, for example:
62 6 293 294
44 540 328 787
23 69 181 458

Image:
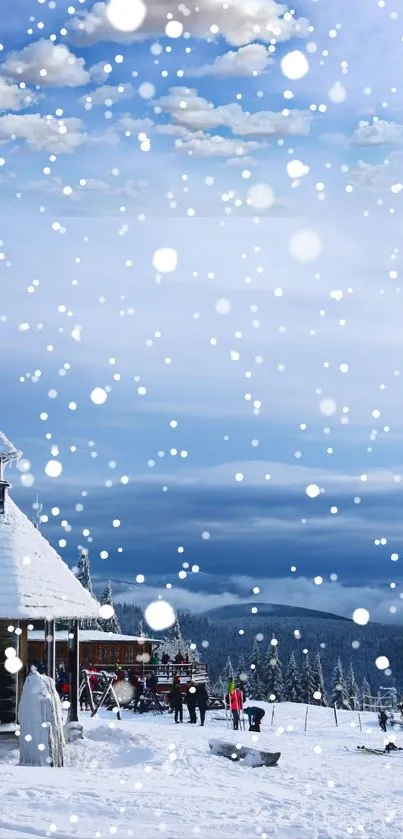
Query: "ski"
343 746 402 755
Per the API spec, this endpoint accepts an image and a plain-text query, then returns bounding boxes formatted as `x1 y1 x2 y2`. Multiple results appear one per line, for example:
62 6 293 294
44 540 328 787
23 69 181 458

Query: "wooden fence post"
333 704 338 727
304 705 309 732
358 713 363 733
271 704 275 725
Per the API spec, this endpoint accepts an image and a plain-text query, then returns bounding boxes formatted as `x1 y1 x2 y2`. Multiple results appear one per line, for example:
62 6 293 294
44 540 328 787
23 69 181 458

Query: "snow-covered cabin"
0 433 100 730
27 628 208 691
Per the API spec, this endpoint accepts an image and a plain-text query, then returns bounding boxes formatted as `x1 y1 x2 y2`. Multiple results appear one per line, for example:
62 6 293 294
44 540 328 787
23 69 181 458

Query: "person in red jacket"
228 685 243 730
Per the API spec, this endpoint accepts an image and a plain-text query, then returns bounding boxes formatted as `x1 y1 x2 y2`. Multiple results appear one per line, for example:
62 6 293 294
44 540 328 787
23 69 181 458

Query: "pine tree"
330 658 351 709
76 548 94 594
300 652 317 705
361 677 372 711
346 662 360 710
265 643 284 702
160 616 198 662
211 675 226 699
98 581 121 634
311 652 327 706
248 639 265 700
249 665 266 700
222 656 235 682
284 652 303 703
75 549 101 630
236 654 249 694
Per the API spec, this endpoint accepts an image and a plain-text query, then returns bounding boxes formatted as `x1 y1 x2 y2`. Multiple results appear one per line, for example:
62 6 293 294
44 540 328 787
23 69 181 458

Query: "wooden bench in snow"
209 739 281 768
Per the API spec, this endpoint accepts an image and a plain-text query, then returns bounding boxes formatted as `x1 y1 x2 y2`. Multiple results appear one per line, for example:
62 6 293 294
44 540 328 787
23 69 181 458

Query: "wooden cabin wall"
27 639 153 670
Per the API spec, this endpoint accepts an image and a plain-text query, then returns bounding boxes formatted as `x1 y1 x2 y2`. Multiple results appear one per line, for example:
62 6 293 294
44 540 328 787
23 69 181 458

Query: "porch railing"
89 662 207 682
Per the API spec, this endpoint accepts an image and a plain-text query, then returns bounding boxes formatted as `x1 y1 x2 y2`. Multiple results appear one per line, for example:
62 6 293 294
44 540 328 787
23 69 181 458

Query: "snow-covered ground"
0 702 401 839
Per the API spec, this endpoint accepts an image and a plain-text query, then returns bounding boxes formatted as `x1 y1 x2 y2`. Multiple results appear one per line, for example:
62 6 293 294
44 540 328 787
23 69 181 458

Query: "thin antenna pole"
33 495 43 531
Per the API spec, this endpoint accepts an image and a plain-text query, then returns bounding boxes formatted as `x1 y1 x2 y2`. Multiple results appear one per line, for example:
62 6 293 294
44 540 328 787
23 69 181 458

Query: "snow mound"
67 724 157 770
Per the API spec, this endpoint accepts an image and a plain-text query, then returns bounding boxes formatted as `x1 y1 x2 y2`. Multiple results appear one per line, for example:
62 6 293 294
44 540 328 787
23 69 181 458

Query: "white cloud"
89 60 112 83
116 113 258 158
85 129 120 146
0 113 84 152
69 0 308 47
2 39 90 87
79 82 135 106
114 576 400 624
0 78 37 112
23 176 109 196
155 87 312 137
79 177 113 191
117 115 155 134
352 119 403 147
226 155 258 167
122 458 403 492
348 158 391 189
23 175 147 201
189 45 273 78
115 178 148 198
169 127 262 158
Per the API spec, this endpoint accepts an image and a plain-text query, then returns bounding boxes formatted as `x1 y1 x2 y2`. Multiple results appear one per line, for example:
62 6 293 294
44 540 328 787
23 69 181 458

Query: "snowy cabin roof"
0 431 21 464
28 629 162 644
0 494 100 620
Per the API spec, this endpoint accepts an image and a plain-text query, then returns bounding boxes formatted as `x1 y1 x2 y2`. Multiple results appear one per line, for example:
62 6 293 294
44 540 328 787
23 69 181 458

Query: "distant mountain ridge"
201 601 349 623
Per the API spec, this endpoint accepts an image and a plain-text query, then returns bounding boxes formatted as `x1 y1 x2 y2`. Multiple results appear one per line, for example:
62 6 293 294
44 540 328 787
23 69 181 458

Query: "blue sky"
1 0 403 623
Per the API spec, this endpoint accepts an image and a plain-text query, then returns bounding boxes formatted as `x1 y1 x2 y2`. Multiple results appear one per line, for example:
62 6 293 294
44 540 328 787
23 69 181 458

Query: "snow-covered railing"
89 662 208 683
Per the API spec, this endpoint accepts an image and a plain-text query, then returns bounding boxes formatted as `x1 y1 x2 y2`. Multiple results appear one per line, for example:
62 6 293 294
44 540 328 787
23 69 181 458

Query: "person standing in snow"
186 681 198 724
244 706 265 732
196 683 209 727
56 666 69 700
146 671 158 695
170 675 183 724
227 684 243 731
79 666 91 712
379 709 388 732
131 675 144 712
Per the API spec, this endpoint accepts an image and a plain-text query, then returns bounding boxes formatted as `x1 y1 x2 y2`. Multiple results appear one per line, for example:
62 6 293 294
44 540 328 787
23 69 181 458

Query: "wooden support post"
358 713 363 733
304 705 309 732
44 620 56 681
68 620 79 723
333 704 338 727
17 622 28 711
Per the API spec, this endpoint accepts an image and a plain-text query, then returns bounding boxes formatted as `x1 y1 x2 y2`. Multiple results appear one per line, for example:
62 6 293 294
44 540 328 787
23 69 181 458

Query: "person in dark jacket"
170 676 183 723
196 683 209 726
132 676 144 712
79 666 90 711
175 652 185 664
385 741 402 753
379 710 388 732
56 667 69 700
244 706 265 732
146 672 158 694
186 681 198 724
